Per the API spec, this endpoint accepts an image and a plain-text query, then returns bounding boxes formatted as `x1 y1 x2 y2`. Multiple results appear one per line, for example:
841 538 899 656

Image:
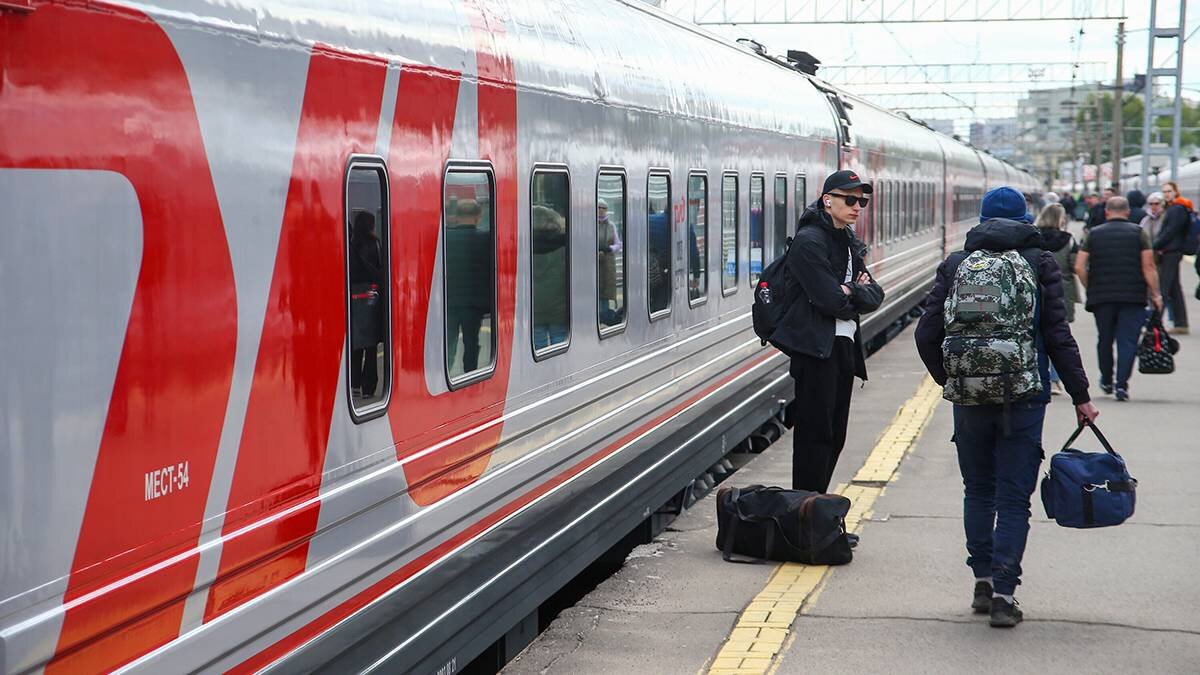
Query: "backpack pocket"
943 335 1041 404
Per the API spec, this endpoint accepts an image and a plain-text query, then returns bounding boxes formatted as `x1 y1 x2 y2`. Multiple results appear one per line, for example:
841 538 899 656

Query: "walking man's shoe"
972 581 993 614
990 597 1023 627
1169 326 1189 335
1115 388 1129 401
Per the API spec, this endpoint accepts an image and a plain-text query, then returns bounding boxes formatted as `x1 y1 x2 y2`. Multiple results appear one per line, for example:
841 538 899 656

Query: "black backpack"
752 238 797 350
715 485 853 565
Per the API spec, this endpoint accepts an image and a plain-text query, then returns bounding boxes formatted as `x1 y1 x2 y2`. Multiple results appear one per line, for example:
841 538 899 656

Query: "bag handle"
1060 420 1121 459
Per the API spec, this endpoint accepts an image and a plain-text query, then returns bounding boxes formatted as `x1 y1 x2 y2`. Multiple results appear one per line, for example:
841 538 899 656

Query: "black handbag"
1138 311 1176 374
715 485 853 566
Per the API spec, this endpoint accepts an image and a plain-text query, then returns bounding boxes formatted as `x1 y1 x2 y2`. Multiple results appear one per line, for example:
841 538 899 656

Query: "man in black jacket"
915 186 1098 628
771 170 883 495
1152 181 1190 334
1086 187 1115 228
1075 197 1163 401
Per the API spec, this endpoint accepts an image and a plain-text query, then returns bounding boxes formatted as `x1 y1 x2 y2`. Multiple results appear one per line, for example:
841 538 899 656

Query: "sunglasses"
827 192 870 208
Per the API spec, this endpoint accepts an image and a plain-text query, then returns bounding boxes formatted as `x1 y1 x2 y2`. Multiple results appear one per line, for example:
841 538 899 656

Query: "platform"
504 262 1200 674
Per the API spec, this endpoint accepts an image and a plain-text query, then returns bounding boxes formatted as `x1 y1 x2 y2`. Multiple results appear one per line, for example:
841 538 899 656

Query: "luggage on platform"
1041 422 1137 529
715 484 853 565
1137 310 1177 375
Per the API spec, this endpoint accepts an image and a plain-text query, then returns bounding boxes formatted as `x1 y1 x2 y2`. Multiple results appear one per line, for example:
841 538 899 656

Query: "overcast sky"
659 0 1198 127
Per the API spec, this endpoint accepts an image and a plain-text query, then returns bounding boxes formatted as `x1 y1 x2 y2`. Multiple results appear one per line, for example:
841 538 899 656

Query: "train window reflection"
749 174 764 287
647 172 672 318
794 174 806 228
346 159 391 419
773 174 787 259
687 174 708 305
531 168 570 358
444 167 496 387
721 173 738 294
597 171 627 335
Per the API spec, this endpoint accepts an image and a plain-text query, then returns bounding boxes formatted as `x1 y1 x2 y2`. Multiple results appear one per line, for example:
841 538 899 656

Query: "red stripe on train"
0 2 237 671
231 354 775 673
201 46 388 622
389 0 520 506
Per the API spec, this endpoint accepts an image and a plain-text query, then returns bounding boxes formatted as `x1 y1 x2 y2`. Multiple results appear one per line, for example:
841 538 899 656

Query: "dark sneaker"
972 581 993 614
846 532 860 549
1115 388 1129 401
990 597 1023 627
1100 383 1113 395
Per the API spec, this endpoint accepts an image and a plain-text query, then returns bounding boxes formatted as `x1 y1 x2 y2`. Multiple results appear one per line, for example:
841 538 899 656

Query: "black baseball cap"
822 169 872 195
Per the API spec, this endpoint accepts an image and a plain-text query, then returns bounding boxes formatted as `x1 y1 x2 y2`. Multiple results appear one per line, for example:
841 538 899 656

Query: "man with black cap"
915 186 1098 628
770 169 884 498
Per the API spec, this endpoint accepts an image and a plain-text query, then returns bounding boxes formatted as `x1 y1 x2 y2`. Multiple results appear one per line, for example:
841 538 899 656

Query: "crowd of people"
772 169 1193 631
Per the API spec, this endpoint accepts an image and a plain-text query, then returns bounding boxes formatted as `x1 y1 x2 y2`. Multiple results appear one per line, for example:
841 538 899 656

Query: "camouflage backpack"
942 249 1041 405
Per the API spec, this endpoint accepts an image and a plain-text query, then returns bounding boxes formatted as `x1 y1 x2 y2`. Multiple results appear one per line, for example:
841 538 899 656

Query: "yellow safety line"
706 376 941 675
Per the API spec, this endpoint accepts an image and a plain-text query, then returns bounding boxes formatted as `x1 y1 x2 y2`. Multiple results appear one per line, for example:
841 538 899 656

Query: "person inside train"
915 186 1097 627
1153 181 1191 334
349 210 385 399
1075 196 1163 401
597 198 624 326
774 170 883 504
446 199 493 373
532 204 569 350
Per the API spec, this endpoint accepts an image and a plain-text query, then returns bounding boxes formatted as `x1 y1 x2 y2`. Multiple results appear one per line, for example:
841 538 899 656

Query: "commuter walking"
1060 192 1077 221
915 186 1097 628
1035 203 1077 395
1140 191 1165 241
1087 189 1114 228
772 170 883 495
1126 189 1148 225
1153 181 1190 334
1075 197 1164 401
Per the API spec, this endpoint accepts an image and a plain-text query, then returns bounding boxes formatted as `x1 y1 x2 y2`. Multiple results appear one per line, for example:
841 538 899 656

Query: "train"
0 1 1039 672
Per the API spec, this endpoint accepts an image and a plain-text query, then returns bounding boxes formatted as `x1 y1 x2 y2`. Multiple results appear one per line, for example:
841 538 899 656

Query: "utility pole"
1111 21 1125 188
1093 100 1104 191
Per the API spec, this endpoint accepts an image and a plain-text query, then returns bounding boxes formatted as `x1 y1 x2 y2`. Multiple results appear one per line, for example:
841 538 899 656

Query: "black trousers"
1159 251 1188 328
791 336 855 493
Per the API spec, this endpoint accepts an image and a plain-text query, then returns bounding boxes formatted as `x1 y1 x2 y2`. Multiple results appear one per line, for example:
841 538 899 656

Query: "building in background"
969 118 1018 162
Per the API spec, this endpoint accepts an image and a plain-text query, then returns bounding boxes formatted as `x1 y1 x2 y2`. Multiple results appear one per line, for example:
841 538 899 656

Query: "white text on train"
144 462 190 501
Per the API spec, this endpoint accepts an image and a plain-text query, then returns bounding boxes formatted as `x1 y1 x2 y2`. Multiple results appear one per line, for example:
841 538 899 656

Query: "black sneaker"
972 581 993 614
1115 388 1129 401
846 532 860 549
990 597 1023 627
1100 383 1113 395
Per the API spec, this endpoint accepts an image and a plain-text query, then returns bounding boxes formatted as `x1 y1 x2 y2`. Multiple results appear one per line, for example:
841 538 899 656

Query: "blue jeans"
1092 303 1148 391
533 324 568 351
953 402 1046 596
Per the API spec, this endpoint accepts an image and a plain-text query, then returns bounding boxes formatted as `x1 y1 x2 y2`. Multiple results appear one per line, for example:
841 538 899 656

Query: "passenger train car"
0 1 1037 672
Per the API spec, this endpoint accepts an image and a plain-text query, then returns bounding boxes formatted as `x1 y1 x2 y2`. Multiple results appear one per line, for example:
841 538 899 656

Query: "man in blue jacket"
770 170 884 496
915 187 1099 628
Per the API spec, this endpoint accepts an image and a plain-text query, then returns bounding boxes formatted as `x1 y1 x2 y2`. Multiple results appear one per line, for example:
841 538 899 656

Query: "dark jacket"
914 218 1090 405
775 202 884 380
1040 227 1078 322
1126 190 1148 225
1082 219 1148 310
349 236 384 286
1153 202 1191 253
1087 202 1107 228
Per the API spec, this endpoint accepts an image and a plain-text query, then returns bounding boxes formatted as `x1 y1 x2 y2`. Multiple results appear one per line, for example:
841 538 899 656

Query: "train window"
444 165 497 388
597 170 627 336
905 182 913 236
749 174 765 287
773 174 787 259
647 171 672 319
687 173 708 306
345 157 391 419
531 167 570 359
721 172 739 295
886 181 894 243
794 174 807 228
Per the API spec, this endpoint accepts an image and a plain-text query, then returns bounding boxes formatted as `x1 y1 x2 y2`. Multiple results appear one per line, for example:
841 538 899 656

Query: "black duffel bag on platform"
1137 310 1177 374
715 485 853 565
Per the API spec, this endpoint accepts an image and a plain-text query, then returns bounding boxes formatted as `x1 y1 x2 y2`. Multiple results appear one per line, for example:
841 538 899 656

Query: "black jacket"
1081 219 1148 310
774 202 884 380
914 218 1091 405
1087 203 1107 228
1126 190 1147 225
1153 202 1191 253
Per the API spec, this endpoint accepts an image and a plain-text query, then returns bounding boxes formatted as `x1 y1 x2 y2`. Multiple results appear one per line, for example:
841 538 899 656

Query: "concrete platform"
505 261 1200 675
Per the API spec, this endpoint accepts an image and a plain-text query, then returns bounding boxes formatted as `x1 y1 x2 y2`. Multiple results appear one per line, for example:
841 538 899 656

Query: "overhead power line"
659 0 1127 24
819 61 1109 85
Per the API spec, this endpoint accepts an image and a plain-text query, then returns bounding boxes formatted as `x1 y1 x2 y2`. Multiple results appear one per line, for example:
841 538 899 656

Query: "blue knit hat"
980 186 1033 223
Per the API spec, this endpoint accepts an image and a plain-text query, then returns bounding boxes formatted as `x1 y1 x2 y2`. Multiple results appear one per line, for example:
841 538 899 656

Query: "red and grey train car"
0 1 1037 672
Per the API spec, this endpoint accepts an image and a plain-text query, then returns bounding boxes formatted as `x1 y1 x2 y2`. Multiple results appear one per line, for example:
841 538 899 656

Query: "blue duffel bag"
1041 422 1137 528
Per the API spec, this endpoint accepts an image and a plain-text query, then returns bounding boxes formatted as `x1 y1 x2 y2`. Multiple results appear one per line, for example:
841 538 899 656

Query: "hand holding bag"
1041 422 1137 529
